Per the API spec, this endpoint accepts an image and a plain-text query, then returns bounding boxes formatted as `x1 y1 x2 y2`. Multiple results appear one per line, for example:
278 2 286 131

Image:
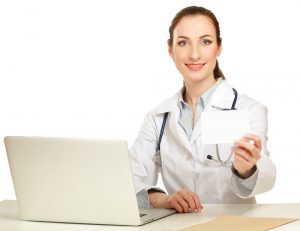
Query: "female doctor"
130 6 276 213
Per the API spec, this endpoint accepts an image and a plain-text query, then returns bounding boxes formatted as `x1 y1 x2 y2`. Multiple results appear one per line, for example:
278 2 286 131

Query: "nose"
189 45 201 61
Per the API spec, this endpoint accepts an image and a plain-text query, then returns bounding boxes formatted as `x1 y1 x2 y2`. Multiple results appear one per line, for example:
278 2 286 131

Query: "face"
169 15 222 85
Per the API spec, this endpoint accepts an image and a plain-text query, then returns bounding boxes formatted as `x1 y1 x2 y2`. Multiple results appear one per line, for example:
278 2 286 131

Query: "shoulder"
139 89 181 131
215 80 267 113
237 93 267 113
148 89 182 116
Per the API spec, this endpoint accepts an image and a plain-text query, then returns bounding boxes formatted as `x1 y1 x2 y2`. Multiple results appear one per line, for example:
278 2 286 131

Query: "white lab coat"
130 80 276 204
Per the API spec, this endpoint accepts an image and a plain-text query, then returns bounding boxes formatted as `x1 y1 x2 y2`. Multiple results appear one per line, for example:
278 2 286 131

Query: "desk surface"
1 200 300 231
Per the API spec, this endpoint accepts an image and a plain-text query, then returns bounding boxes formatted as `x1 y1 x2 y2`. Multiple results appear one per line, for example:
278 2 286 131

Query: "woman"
130 6 276 213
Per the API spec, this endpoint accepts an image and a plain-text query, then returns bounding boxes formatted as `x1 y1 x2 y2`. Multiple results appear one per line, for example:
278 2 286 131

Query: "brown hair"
168 6 225 79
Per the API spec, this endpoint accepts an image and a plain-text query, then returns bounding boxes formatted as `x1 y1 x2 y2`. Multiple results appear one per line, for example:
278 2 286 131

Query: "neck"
184 76 216 109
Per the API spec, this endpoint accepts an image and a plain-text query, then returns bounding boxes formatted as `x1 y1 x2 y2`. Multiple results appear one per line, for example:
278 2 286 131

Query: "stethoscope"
153 88 238 167
206 149 233 166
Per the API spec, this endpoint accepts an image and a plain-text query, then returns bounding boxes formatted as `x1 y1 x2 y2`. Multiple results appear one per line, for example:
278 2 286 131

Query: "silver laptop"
4 136 175 226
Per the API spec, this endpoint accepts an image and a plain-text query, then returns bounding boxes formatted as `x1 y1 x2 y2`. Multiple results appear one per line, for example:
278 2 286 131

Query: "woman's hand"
148 189 203 213
232 133 262 178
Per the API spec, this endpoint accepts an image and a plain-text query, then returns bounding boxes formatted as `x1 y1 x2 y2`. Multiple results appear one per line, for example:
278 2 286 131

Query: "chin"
185 73 207 83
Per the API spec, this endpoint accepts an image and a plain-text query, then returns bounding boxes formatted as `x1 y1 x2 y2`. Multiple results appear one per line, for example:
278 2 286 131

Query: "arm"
129 112 162 203
130 112 203 212
148 189 203 213
231 103 276 198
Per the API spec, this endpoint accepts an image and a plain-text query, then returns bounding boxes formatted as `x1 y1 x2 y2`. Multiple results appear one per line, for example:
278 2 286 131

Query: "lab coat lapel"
156 90 193 155
169 109 194 154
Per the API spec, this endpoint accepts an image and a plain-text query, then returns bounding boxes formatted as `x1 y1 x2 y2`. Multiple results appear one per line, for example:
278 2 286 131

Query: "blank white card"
201 110 250 144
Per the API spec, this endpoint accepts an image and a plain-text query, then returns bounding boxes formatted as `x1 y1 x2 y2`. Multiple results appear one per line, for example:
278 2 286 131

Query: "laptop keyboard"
139 213 147 217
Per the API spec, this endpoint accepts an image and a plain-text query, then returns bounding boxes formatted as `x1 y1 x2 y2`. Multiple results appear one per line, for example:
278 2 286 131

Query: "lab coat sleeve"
136 190 152 209
231 102 276 198
129 111 162 195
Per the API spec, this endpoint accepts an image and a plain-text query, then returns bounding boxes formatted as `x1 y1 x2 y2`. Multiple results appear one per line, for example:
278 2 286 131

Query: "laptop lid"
4 136 174 226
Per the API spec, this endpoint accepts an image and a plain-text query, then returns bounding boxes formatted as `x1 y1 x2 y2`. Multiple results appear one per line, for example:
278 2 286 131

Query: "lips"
186 63 205 71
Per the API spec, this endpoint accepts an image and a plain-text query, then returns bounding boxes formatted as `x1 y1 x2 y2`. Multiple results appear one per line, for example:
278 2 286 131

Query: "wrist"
148 192 169 208
232 165 257 179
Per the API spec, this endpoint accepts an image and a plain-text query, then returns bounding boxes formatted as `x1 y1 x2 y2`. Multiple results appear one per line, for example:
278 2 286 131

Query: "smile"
186 63 205 71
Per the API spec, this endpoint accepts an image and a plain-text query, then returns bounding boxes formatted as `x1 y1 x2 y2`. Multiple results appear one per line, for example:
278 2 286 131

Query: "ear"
217 38 223 57
217 42 222 57
167 40 174 59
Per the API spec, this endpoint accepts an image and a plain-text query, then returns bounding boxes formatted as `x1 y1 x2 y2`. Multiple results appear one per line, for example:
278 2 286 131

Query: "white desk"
1 200 300 231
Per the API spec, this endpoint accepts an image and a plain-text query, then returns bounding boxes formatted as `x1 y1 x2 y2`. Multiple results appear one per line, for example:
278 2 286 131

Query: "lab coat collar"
205 80 237 111
155 89 182 115
155 80 236 115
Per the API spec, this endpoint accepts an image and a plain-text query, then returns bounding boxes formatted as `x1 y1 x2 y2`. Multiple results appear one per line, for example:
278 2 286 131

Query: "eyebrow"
176 34 213 40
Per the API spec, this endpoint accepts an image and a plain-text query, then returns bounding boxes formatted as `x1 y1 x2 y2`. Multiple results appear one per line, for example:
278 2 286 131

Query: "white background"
1 0 300 203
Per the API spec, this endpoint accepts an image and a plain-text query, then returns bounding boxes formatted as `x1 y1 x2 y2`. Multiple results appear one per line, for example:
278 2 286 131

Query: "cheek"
174 54 184 62
212 46 222 58
173 57 185 72
172 49 188 64
203 47 220 60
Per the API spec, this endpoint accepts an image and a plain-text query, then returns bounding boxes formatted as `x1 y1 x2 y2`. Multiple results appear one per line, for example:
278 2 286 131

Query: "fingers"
181 190 202 212
167 190 203 213
243 133 262 150
234 140 260 160
176 196 190 213
234 153 255 169
234 146 256 163
192 192 202 212
232 133 262 177
170 198 187 213
234 134 262 160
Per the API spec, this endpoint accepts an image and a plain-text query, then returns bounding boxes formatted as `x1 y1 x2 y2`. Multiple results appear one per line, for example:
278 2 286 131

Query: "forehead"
173 15 216 38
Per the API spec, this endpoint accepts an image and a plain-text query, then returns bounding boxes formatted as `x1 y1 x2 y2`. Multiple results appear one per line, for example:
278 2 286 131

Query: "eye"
178 40 188 46
200 39 212 46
